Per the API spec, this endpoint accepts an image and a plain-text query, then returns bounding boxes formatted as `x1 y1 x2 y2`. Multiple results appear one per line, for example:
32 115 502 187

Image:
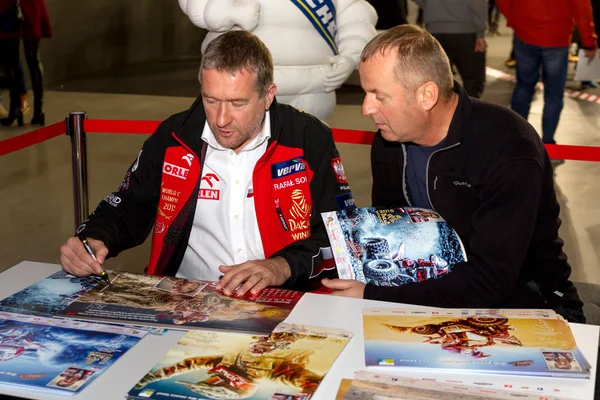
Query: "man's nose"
216 103 232 127
361 94 376 116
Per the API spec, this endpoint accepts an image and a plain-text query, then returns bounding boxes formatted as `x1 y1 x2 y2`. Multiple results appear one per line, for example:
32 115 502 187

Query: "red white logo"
182 153 194 167
201 173 220 188
199 189 220 200
331 158 348 183
163 162 189 180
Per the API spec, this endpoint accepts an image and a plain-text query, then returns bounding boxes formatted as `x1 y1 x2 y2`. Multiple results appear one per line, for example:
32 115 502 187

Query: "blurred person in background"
488 0 500 36
496 0 597 145
574 0 600 89
368 0 408 29
0 0 52 127
416 0 488 98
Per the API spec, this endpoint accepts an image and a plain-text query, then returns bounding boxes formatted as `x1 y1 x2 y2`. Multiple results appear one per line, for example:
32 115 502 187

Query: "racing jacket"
78 97 353 287
367 83 585 322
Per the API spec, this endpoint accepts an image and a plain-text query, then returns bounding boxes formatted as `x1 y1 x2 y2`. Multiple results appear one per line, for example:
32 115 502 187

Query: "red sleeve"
570 0 598 49
495 0 512 26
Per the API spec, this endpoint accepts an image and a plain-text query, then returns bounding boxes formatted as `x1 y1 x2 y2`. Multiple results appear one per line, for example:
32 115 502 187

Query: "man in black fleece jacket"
321 25 585 323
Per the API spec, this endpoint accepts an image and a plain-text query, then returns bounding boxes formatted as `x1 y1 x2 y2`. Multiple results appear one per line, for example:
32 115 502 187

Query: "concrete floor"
1 27 599 289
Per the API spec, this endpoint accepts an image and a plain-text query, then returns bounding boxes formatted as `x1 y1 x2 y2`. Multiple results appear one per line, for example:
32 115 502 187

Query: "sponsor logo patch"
201 173 220 187
335 192 355 209
162 162 189 180
199 189 220 200
105 193 121 207
331 158 348 183
289 189 311 240
271 157 306 179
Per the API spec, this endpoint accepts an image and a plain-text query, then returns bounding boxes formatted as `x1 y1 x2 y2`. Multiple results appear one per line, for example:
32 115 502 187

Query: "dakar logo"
288 189 311 238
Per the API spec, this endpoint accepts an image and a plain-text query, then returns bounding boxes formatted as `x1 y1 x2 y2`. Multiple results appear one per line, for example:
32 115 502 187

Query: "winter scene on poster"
0 271 100 317
0 312 145 395
322 207 467 286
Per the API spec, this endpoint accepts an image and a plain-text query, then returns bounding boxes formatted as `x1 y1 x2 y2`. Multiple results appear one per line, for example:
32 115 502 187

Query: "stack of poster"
337 371 569 400
322 207 466 286
127 323 353 400
0 311 146 396
58 272 304 334
363 308 591 379
0 271 166 335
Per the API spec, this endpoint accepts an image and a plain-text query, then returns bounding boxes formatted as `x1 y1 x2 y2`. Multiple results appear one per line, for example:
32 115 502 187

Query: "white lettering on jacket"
163 162 189 180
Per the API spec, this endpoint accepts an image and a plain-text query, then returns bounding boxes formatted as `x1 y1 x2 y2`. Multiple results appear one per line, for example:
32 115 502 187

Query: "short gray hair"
200 31 274 97
361 25 454 99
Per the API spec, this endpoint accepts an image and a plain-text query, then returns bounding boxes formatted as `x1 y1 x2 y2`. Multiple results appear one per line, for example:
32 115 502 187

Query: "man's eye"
232 102 246 108
205 99 217 105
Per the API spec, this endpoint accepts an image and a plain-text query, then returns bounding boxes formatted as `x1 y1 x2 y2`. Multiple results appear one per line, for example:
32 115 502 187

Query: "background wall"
42 0 206 86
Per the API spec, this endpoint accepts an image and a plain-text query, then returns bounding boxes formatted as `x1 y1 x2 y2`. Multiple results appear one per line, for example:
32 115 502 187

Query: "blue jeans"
511 37 569 144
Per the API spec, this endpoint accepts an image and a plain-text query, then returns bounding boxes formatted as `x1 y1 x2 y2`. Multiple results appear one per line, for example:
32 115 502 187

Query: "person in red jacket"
0 0 52 127
495 0 597 145
59 31 353 296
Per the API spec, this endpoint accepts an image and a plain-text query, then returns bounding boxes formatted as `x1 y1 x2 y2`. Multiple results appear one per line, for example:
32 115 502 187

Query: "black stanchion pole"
66 112 89 231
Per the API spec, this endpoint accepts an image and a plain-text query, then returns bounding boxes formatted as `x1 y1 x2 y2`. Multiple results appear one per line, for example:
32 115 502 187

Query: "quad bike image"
385 317 522 359
360 238 450 285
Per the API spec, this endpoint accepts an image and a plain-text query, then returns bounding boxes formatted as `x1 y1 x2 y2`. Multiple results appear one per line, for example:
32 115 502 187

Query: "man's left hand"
216 257 291 296
321 278 366 298
474 38 487 53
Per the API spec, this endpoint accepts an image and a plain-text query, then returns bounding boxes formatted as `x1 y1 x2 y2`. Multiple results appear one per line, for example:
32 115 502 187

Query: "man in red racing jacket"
59 31 354 296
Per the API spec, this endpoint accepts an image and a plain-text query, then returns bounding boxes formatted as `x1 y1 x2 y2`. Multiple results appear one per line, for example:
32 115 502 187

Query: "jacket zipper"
401 144 412 206
425 142 461 212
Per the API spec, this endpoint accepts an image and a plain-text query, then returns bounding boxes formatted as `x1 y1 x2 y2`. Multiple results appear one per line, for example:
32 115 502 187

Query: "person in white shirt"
60 31 354 296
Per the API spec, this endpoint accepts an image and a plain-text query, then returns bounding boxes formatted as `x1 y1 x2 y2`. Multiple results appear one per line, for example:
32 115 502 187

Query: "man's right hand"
583 48 598 63
60 237 108 277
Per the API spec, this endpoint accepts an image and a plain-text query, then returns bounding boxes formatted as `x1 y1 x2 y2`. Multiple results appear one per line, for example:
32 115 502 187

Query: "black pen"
78 235 111 286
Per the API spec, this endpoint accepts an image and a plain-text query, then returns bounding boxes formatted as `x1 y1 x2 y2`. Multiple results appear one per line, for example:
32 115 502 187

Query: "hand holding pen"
59 235 110 283
78 236 111 285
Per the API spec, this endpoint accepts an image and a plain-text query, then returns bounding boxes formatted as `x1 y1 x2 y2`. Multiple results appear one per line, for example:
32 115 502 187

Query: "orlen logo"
271 157 306 179
163 162 189 180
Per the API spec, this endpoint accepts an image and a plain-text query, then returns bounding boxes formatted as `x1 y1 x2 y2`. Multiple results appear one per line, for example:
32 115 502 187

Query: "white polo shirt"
177 113 271 281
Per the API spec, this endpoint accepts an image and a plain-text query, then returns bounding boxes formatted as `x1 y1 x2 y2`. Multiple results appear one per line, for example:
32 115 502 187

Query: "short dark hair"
200 31 274 96
361 25 454 99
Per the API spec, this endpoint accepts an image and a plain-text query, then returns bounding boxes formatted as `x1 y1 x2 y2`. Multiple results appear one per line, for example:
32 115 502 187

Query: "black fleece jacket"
366 83 584 323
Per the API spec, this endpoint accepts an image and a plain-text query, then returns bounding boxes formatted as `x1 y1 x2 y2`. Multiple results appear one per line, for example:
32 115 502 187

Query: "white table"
0 261 598 400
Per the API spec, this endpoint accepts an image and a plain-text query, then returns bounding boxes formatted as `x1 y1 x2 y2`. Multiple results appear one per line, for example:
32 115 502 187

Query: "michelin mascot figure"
179 0 378 121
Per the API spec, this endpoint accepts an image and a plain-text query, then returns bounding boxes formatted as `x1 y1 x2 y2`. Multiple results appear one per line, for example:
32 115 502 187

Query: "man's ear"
419 81 440 112
264 83 277 110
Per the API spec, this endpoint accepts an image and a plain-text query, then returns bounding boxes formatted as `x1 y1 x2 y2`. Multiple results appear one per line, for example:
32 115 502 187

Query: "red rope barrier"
85 119 160 134
545 144 600 163
0 121 66 157
2 119 600 164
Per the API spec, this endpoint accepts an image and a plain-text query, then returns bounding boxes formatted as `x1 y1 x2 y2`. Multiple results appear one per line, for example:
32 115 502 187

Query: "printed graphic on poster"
322 207 466 286
127 323 352 400
58 272 303 334
0 311 146 396
0 271 100 317
341 371 570 400
0 271 166 335
363 308 590 379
